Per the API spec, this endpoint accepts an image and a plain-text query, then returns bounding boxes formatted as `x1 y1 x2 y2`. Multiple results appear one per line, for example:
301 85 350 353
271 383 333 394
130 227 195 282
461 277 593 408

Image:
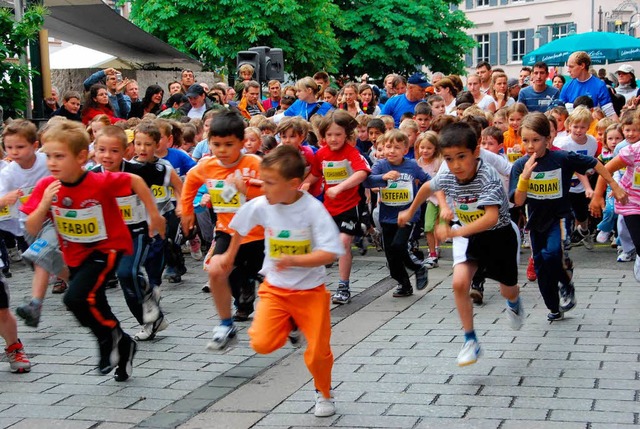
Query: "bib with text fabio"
322 160 351 185
206 179 245 213
527 169 562 200
380 180 413 206
52 205 107 243
454 200 485 225
116 195 147 225
266 227 312 259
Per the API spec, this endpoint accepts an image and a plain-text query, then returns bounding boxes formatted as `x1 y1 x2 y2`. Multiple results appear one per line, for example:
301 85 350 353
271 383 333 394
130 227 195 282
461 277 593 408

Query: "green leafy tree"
334 0 475 78
127 0 342 79
0 5 46 119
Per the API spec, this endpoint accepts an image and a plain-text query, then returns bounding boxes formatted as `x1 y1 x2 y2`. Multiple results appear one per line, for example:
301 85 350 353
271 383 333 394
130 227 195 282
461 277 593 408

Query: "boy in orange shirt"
181 110 264 350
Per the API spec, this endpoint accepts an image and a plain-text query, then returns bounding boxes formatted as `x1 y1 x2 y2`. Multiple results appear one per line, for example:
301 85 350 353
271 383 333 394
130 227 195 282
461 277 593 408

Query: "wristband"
517 178 529 193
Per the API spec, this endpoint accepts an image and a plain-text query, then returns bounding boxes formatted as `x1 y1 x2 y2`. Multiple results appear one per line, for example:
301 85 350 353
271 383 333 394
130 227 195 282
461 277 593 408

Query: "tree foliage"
127 0 342 78
0 5 46 119
334 0 475 77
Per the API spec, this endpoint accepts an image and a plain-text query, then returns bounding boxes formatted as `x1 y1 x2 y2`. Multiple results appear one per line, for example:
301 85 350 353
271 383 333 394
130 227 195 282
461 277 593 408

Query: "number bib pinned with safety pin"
52 206 107 243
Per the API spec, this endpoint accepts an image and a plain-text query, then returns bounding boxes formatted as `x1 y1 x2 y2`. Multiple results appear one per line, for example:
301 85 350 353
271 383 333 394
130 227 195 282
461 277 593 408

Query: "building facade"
461 0 640 77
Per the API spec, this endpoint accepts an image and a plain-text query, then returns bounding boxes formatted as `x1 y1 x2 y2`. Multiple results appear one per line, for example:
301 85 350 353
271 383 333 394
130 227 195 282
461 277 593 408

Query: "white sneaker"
618 250 636 262
457 340 482 366
8 247 22 262
206 324 237 351
634 256 640 282
190 236 203 261
142 287 161 324
134 317 168 341
314 391 336 417
596 230 612 244
521 231 530 249
424 256 439 269
506 299 526 331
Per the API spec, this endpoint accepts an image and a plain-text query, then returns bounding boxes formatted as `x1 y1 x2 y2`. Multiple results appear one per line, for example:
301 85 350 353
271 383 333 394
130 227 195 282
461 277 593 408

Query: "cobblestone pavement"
0 245 639 429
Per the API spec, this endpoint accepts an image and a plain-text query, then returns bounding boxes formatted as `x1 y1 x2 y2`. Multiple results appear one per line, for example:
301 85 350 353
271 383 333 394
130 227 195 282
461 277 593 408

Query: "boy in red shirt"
22 121 165 381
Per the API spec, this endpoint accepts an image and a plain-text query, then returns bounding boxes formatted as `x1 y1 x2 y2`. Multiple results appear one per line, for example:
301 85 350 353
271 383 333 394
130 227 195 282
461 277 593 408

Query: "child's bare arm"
398 181 433 226
130 175 166 238
25 181 61 237
435 205 499 241
325 170 368 199
275 250 337 271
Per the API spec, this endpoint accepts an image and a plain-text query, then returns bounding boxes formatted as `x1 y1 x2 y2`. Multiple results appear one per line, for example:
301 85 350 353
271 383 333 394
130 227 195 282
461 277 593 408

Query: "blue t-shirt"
284 100 332 120
517 85 559 113
162 148 196 177
559 75 612 108
381 95 422 127
364 158 429 224
509 149 597 232
192 139 210 160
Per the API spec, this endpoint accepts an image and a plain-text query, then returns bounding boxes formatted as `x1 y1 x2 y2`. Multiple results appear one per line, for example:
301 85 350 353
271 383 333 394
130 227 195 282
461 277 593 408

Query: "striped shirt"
430 160 511 230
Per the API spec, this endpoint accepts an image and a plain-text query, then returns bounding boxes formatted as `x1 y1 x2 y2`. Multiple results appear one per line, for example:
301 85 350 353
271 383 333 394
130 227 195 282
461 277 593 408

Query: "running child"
595 124 624 244
503 103 528 163
399 122 525 366
208 145 344 417
511 112 624 321
22 121 166 381
302 110 371 305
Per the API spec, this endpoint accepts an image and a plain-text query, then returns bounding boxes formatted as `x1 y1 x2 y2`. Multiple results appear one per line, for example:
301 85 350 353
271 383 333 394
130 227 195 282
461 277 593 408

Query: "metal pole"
14 0 33 119
28 0 44 120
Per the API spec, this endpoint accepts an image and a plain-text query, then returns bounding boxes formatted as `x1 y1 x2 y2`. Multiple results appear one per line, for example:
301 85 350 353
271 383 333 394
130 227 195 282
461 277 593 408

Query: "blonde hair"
567 106 592 126
384 129 410 147
399 119 419 132
244 126 261 141
277 116 309 139
596 118 614 132
296 77 322 95
2 119 37 144
42 120 90 155
379 115 395 128
415 131 441 159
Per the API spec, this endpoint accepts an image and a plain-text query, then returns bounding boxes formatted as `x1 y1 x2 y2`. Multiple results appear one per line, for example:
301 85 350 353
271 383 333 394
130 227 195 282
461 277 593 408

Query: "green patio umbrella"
522 31 640 66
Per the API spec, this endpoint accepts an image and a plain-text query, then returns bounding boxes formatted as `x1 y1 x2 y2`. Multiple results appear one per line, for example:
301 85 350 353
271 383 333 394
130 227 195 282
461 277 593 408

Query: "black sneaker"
332 285 351 304
559 283 576 312
16 301 41 327
288 328 303 348
98 329 122 375
354 236 367 256
392 284 413 297
415 265 429 290
2 267 12 279
114 334 137 382
106 278 119 289
569 228 585 248
470 280 485 305
233 310 250 322
547 311 564 322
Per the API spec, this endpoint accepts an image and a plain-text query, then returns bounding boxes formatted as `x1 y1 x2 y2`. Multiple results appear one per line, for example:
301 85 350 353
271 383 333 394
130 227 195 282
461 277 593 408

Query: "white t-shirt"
555 134 598 193
229 192 344 290
188 104 207 119
477 94 496 112
0 152 49 235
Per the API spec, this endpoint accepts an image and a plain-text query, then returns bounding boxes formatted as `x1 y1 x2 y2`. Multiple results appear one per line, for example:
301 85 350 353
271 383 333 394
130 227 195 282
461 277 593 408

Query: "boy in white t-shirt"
208 145 344 418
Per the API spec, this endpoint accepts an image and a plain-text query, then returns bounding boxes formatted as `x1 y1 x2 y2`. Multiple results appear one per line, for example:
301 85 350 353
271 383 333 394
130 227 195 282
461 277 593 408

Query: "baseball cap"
617 64 635 75
507 78 520 88
407 73 431 88
186 84 205 98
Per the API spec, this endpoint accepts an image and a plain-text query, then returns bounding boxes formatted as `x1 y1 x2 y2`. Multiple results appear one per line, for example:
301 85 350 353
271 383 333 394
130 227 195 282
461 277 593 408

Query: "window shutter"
490 32 499 65
540 26 549 46
525 28 535 54
465 52 473 68
450 3 458 11
499 32 508 65
500 0 508 4
466 0 473 10
490 0 498 6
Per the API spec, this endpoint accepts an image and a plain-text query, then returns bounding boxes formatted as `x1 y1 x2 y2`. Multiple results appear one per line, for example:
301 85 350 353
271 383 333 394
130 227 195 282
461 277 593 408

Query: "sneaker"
134 316 168 341
8 247 22 263
506 299 526 331
114 334 137 382
4 340 31 373
634 256 640 282
582 230 594 250
2 267 11 279
369 229 383 252
457 340 482 366
206 324 237 351
106 277 119 289
233 310 250 322
415 265 429 290
424 256 439 269
142 288 161 324
436 246 442 259
596 230 612 244
166 273 182 283
618 250 636 262
569 229 584 247
354 236 367 256
201 282 210 293
526 256 537 282
15 301 41 328
190 236 203 261
559 283 576 312
392 284 413 297
98 329 122 374
51 278 68 294
332 283 351 305
521 231 530 249
547 311 564 321
181 242 190 254
288 328 304 348
470 280 484 305
314 390 336 417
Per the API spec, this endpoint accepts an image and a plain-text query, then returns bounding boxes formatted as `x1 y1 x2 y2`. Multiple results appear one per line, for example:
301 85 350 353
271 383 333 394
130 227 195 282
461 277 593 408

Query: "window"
477 0 489 6
511 30 526 62
552 23 570 40
476 34 490 63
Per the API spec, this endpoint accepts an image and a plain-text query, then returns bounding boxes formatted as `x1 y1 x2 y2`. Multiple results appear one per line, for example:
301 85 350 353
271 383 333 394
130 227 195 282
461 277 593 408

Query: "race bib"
322 160 351 185
380 181 413 206
116 195 147 225
150 185 171 203
206 179 245 213
52 205 107 243
527 169 562 200
633 168 640 190
266 227 312 259
0 205 12 221
507 148 522 163
18 186 35 205
454 200 485 225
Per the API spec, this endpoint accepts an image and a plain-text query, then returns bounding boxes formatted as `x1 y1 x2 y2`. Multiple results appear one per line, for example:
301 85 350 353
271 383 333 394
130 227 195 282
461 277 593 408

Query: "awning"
43 0 202 69
49 43 130 69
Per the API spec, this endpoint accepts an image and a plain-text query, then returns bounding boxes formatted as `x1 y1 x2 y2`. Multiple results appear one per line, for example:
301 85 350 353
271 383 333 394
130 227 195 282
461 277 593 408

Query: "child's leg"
116 233 152 325
0 308 18 347
618 216 636 255
451 262 477 333
499 283 519 301
228 240 264 318
338 233 353 282
248 282 293 355
144 235 165 287
529 221 567 313
289 285 333 399
622 215 640 256
380 223 413 289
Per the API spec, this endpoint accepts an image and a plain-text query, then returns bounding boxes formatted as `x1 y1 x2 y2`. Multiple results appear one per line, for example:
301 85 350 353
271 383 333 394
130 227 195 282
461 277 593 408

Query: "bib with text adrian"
116 195 147 225
266 227 312 259
380 180 413 206
206 179 245 213
322 160 351 185
52 205 107 243
527 169 562 200
454 200 485 225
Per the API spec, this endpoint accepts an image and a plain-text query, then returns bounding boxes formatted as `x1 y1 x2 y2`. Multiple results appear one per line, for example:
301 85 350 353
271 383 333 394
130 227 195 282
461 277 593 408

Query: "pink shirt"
615 142 640 216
